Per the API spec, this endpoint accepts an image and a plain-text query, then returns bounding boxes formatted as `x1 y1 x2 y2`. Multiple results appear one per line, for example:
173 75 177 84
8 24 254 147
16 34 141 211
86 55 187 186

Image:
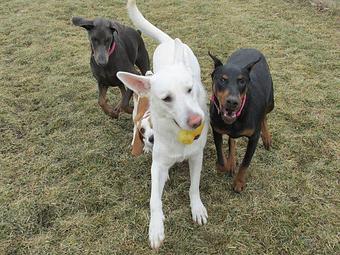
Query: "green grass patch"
1 0 339 254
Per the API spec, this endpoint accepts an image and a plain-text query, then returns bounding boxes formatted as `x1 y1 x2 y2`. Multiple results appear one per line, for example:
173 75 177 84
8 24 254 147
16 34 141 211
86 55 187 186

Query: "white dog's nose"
187 114 202 129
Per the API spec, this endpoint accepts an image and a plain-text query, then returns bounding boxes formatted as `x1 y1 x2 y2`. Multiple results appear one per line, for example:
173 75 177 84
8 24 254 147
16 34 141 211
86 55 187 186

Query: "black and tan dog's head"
208 51 260 124
72 17 119 66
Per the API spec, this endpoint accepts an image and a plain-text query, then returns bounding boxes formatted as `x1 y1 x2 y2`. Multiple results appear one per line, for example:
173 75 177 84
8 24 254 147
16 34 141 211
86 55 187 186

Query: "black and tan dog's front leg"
213 129 237 176
98 85 119 119
213 129 227 173
119 85 133 114
233 133 260 193
226 137 237 176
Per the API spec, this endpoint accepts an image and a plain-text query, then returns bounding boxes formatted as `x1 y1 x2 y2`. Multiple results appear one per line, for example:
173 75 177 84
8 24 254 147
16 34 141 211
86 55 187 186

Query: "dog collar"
177 123 204 145
108 41 116 56
210 94 247 118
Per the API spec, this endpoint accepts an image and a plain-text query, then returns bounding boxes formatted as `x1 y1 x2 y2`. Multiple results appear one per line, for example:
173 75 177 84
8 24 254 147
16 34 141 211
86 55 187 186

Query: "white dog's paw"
191 201 208 225
149 214 165 250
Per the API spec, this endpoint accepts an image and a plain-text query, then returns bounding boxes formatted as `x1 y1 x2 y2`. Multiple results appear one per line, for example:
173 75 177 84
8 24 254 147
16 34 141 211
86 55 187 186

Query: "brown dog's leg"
212 129 228 173
261 116 272 150
119 85 133 114
225 137 237 176
233 133 260 193
98 85 119 119
233 165 248 193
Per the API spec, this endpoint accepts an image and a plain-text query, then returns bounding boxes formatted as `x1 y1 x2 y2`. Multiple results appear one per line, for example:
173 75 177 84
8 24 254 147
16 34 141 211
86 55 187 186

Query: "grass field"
1 0 339 254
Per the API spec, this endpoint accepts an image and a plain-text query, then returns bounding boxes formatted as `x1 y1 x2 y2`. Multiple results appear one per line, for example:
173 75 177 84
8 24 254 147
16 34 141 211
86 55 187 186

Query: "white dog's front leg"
149 160 169 250
189 151 208 225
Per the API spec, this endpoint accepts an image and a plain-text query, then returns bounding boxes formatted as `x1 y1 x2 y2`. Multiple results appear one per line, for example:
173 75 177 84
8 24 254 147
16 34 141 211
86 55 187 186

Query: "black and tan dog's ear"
208 51 223 69
72 17 94 30
131 129 144 156
244 57 261 73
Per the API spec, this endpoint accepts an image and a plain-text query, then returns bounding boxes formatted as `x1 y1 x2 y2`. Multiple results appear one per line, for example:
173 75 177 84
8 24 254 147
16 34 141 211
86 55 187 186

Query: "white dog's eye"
187 88 192 94
162 95 172 103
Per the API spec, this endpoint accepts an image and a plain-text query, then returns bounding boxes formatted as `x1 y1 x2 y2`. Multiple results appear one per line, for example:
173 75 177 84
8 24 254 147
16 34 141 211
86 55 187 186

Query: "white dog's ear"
173 38 185 64
117 72 150 94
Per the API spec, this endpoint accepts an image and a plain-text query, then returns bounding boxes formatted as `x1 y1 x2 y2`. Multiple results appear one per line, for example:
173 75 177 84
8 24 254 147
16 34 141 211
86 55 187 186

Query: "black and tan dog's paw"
261 134 272 150
216 161 235 176
233 178 246 193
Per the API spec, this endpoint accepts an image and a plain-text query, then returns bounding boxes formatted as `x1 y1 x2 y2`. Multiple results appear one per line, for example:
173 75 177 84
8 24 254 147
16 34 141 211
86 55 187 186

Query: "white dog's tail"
127 0 172 43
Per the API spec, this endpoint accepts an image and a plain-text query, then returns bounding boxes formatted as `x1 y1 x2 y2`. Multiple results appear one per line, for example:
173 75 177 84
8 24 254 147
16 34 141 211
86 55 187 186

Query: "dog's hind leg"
149 161 169 250
261 115 272 150
189 151 208 225
233 133 260 193
98 85 119 119
119 85 133 114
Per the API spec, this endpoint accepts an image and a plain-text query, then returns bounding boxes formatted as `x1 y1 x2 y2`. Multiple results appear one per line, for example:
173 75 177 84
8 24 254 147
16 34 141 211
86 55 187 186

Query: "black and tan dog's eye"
162 95 172 102
140 128 145 134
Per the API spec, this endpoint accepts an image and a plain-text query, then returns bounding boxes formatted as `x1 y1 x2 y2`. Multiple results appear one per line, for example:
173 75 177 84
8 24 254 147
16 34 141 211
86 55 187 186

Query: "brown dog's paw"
109 111 119 119
233 178 246 193
262 136 272 150
216 163 227 173
121 105 133 114
216 162 235 176
261 132 272 150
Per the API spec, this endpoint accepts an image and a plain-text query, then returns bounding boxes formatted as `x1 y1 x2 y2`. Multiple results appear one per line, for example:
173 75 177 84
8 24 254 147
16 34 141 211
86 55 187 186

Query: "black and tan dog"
72 17 150 118
209 48 274 193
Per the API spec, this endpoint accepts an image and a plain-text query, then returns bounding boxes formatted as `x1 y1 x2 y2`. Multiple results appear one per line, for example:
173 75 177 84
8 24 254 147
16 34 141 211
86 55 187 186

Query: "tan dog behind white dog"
117 0 209 250
131 92 153 156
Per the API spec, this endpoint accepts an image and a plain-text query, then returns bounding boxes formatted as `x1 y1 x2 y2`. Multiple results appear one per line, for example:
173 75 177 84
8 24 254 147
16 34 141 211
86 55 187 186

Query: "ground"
0 0 339 254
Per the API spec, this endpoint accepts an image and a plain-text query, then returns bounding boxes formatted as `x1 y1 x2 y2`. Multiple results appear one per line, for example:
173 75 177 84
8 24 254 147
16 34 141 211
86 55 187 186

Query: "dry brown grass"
1 0 339 254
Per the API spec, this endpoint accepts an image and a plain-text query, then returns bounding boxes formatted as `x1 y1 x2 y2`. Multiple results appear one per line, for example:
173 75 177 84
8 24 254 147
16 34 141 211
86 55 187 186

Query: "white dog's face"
149 65 204 130
118 65 204 131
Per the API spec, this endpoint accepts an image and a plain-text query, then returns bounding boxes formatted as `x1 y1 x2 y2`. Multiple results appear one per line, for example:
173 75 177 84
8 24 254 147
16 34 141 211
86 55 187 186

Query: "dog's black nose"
148 135 154 144
226 98 239 110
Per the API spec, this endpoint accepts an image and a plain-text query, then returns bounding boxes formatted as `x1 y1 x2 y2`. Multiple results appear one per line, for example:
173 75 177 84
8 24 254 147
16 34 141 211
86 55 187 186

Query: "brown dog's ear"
72 17 94 31
208 51 223 69
244 56 261 73
109 21 119 34
131 128 144 156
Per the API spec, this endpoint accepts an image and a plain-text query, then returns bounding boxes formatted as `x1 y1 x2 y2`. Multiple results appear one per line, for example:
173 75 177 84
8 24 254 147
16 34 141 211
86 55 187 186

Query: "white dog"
117 0 209 250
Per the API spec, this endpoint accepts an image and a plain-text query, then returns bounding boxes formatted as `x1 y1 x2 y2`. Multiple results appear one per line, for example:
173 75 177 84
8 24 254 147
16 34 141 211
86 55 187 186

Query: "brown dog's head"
209 51 260 124
72 17 119 66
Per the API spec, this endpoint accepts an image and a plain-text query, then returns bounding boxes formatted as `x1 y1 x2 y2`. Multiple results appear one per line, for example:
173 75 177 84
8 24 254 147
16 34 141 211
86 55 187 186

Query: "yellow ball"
177 123 204 145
